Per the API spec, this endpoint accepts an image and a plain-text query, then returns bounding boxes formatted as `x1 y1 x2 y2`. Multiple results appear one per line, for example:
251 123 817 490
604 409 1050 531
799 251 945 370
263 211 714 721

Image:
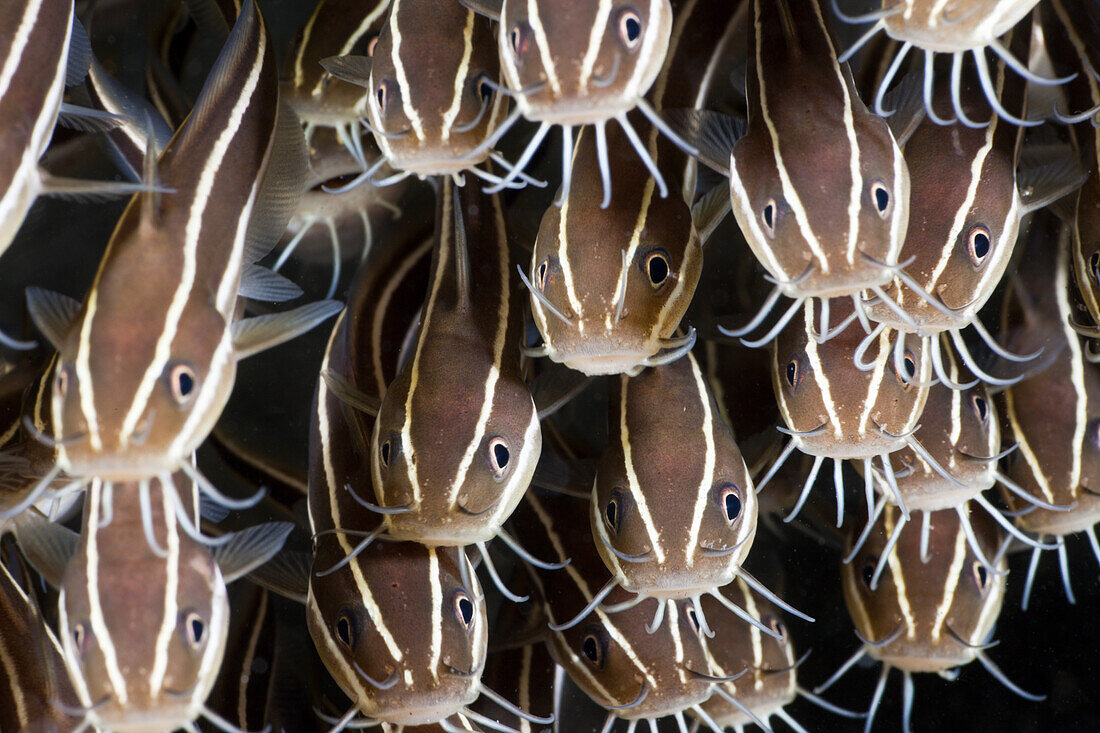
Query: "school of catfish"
1 0 1098 730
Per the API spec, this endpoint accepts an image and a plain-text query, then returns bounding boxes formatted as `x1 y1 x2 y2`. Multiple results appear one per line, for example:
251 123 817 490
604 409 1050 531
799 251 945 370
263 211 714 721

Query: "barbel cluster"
0 0 1098 731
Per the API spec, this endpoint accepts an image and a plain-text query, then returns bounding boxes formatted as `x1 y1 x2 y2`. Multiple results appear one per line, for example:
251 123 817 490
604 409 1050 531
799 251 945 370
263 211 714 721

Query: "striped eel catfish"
591 348 765 607
819 504 1041 733
690 581 858 733
997 209 1100 608
833 0 1069 125
369 178 543 555
0 0 153 349
765 297 933 526
860 25 1081 388
31 1 339 490
284 0 390 169
511 487 737 733
1043 0 1100 337
319 0 529 190
10 468 293 733
0 547 81 732
848 340 1056 590
525 0 742 377
670 0 913 346
457 0 686 200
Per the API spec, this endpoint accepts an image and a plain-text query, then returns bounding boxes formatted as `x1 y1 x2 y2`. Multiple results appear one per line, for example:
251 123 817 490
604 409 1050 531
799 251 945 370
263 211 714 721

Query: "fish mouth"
372 693 478 726
556 350 652 376
520 98 634 126
90 705 201 733
387 151 490 177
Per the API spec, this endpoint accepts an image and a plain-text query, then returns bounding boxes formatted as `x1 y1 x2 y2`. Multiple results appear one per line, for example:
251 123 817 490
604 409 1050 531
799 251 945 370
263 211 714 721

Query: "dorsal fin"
458 0 502 21
140 114 164 228
319 55 373 88
65 18 91 87
452 184 471 309
244 100 309 264
25 288 80 352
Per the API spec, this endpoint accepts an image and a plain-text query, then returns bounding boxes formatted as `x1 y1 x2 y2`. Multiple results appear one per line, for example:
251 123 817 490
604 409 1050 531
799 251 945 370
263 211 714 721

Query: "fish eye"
784 356 805 392
380 438 393 468
375 79 392 113
55 366 71 397
335 609 356 649
453 590 475 632
971 560 990 594
761 199 777 236
971 392 989 422
966 224 992 266
763 614 786 637
168 362 197 404
535 257 550 290
1090 252 1100 284
604 490 623 535
488 436 511 479
580 629 607 668
183 610 206 649
510 22 531 58
860 555 878 588
715 483 743 524
617 8 643 49
871 181 890 216
72 622 89 657
894 350 917 386
685 604 702 635
642 248 671 288
476 73 493 102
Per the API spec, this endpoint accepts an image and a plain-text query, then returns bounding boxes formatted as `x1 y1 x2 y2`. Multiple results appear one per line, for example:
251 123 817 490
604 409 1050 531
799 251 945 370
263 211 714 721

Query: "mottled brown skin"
772 298 930 459
842 505 1005 673
372 181 540 546
60 475 229 732
998 211 1100 536
284 0 388 127
866 31 1027 334
512 489 715 721
0 554 81 733
729 0 908 299
694 583 798 728
889 346 999 510
499 0 672 123
367 0 503 174
591 351 758 597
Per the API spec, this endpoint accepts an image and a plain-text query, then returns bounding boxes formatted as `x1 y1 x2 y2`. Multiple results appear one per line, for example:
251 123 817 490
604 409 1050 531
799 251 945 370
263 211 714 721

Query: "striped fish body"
286 0 391 130
512 489 716 721
886 349 999 509
529 0 740 376
0 355 63 519
0 0 72 255
864 31 1027 334
52 1 287 481
371 179 540 546
366 0 504 175
0 554 81 732
1044 0 1100 329
499 0 673 124
693 582 797 729
842 504 1004 673
307 527 487 725
730 0 909 300
773 298 931 460
592 350 758 598
59 474 229 733
881 0 1040 52
998 211 1100 537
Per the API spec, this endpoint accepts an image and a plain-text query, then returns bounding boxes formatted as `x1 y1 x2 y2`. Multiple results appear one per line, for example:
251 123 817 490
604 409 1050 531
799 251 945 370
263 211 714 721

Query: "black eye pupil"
1091 252 1100 283
874 186 890 212
177 371 194 396
582 636 599 662
647 255 669 285
861 556 878 587
971 229 990 260
974 396 988 420
904 356 915 378
189 617 204 643
605 500 618 530
786 361 797 387
377 86 386 108
687 608 699 631
458 597 474 625
624 17 640 41
336 617 353 647
723 492 741 522
975 564 988 588
494 443 510 468
763 203 774 229
381 440 391 467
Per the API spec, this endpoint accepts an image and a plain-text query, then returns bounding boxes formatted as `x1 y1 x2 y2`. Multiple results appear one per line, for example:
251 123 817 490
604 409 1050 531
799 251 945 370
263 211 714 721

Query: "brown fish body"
881 0 1040 52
